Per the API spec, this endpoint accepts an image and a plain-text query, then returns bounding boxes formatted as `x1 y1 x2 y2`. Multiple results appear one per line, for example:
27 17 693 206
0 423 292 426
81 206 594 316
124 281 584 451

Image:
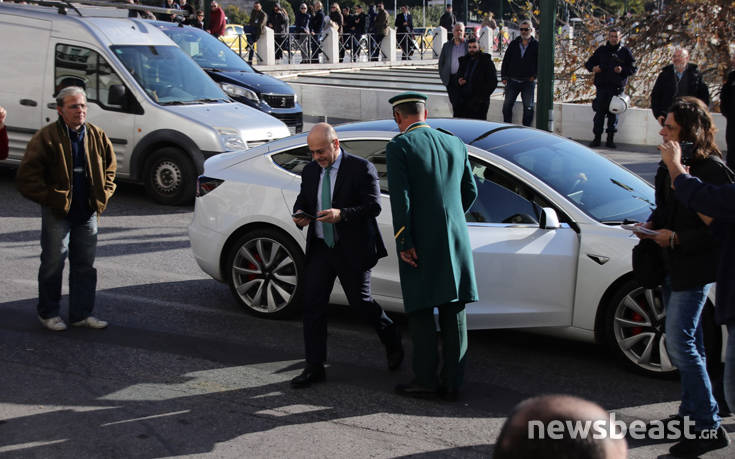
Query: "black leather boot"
589 135 601 147
606 133 616 148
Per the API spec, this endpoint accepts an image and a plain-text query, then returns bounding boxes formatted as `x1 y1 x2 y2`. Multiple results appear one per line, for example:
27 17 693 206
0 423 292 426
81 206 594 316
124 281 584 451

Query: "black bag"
632 238 665 288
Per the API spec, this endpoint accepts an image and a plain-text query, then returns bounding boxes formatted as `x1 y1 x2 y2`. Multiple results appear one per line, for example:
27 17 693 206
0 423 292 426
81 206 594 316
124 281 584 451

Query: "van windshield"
111 45 230 105
159 26 256 73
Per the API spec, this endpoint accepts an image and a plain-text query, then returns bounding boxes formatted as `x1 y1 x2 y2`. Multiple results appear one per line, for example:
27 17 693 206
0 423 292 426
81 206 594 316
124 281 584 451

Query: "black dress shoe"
395 382 437 399
438 386 460 402
290 364 326 389
669 425 730 457
386 347 404 371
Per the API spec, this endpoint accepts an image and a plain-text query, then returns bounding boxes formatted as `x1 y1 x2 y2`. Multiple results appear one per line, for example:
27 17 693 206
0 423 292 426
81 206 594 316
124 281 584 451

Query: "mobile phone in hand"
292 210 316 220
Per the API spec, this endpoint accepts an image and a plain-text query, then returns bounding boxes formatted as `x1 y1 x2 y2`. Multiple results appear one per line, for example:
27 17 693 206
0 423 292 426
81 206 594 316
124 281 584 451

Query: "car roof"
335 119 521 145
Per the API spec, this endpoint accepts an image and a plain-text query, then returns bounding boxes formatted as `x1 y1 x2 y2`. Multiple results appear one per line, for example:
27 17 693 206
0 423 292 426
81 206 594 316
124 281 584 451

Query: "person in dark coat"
268 4 289 61
289 123 404 388
188 9 205 29
295 3 311 64
584 29 636 148
349 5 367 61
439 5 455 41
500 18 538 126
394 5 414 60
651 48 710 126
438 22 467 117
370 2 389 61
386 92 478 401
661 126 735 422
248 2 268 63
456 38 497 119
636 97 732 457
309 1 326 63
721 51 735 169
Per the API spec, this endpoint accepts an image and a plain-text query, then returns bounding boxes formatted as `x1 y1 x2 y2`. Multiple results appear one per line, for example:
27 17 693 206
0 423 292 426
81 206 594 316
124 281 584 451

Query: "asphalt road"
0 144 732 458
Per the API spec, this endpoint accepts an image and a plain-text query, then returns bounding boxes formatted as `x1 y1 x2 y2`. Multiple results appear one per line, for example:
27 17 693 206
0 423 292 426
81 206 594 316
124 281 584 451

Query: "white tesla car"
189 119 723 377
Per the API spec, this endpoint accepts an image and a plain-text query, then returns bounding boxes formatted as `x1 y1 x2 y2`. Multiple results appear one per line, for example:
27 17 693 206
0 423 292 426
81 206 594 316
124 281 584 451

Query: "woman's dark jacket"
649 154 732 290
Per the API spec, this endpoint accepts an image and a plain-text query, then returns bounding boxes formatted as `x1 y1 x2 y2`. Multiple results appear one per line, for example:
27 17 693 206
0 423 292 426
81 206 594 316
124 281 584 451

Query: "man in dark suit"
457 37 497 119
395 5 414 60
290 123 404 388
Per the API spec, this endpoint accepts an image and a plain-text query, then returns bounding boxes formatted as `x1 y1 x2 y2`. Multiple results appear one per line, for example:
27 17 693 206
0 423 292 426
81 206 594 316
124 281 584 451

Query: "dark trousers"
302 239 395 365
275 34 286 60
462 100 490 120
371 34 385 61
726 122 734 170
592 88 619 135
407 302 467 390
248 33 261 63
446 74 461 117
502 79 535 126
398 33 413 60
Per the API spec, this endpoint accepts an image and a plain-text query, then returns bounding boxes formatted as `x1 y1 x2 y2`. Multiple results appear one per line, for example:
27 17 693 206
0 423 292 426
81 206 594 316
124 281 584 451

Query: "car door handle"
20 99 38 107
47 102 57 109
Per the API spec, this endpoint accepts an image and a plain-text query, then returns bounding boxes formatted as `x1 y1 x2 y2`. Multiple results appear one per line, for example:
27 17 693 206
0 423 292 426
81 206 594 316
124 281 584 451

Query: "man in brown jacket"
17 86 117 331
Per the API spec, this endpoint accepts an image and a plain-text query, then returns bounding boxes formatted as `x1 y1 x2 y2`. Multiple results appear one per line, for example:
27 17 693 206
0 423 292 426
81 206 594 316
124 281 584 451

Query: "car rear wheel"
144 147 195 206
603 279 721 378
226 229 304 318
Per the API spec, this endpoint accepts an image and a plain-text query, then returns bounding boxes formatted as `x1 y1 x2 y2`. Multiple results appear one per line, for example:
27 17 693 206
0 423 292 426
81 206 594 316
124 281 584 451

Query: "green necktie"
321 165 335 247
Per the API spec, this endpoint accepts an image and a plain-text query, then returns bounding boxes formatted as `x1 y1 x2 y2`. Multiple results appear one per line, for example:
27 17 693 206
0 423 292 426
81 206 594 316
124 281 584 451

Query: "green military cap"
389 91 428 108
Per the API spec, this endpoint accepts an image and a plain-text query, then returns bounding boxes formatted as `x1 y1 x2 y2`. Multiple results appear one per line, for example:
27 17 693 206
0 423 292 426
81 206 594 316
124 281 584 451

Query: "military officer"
385 92 478 401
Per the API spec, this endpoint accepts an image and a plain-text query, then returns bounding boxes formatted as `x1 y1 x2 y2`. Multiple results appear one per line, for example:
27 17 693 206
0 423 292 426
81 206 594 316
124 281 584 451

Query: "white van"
0 3 290 204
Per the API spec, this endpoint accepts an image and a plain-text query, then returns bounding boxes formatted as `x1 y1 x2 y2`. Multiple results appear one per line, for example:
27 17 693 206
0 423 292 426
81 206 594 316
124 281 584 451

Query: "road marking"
101 409 191 426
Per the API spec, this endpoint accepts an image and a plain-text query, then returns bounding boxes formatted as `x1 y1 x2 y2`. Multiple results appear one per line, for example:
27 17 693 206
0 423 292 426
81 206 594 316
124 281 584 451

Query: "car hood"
165 102 289 141
211 70 295 95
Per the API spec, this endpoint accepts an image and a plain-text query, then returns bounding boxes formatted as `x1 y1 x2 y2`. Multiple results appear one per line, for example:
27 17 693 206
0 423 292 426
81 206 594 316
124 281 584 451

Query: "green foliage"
224 5 248 25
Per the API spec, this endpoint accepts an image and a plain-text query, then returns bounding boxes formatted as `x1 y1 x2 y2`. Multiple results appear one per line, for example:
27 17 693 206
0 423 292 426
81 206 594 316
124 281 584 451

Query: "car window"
340 140 390 193
271 145 311 175
467 156 541 224
271 140 390 192
161 26 255 73
55 43 128 111
473 128 655 223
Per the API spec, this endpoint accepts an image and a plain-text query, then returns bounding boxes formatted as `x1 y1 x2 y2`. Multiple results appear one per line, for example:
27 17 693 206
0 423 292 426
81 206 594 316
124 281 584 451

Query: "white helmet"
609 93 630 114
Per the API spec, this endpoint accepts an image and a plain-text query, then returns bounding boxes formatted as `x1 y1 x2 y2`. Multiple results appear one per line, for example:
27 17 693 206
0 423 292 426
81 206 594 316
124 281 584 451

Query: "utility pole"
536 0 556 132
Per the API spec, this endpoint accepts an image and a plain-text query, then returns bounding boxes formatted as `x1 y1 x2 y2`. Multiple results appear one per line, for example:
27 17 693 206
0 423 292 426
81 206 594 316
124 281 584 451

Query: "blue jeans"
502 79 535 126
663 277 720 430
38 207 98 323
725 323 735 412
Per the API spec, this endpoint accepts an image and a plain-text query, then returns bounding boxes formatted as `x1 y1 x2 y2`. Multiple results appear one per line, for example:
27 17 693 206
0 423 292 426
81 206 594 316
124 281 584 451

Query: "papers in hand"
621 224 658 236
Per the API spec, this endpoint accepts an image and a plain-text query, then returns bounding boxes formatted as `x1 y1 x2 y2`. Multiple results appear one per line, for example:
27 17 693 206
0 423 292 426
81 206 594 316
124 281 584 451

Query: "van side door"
46 42 141 179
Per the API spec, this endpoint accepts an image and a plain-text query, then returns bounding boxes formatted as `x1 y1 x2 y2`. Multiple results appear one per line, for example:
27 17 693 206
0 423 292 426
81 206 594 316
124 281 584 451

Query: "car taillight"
196 176 224 197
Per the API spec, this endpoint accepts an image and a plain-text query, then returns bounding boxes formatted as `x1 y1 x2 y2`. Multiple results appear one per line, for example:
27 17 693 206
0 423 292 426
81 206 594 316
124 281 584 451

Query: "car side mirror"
108 84 127 106
539 207 560 229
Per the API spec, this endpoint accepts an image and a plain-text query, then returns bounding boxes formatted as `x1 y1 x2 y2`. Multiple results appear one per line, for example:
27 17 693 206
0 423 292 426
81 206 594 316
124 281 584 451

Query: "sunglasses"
520 28 530 31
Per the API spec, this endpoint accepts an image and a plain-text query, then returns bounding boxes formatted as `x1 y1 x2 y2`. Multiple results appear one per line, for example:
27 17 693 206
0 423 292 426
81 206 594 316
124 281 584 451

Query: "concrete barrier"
287 79 727 148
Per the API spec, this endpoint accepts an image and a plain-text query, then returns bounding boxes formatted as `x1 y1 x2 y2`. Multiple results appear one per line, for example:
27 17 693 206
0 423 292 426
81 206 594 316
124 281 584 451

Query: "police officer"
385 92 478 401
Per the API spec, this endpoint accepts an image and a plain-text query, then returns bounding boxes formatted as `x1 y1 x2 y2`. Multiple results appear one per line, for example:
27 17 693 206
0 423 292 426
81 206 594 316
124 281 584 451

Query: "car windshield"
473 129 655 223
111 45 231 105
160 27 255 73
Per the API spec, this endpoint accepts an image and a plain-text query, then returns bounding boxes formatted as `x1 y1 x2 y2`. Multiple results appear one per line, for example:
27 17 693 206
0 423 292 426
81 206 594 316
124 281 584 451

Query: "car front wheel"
226 229 304 318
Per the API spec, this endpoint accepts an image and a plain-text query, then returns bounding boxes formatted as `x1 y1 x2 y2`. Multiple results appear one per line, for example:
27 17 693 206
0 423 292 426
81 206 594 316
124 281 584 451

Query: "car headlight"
216 127 247 151
220 83 259 103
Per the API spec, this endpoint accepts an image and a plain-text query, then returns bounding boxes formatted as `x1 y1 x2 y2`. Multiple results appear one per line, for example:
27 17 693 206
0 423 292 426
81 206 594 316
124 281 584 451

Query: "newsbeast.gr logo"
528 414 716 441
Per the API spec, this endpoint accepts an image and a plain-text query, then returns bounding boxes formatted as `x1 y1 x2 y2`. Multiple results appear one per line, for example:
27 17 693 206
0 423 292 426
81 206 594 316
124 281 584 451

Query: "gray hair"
519 19 533 29
56 86 87 107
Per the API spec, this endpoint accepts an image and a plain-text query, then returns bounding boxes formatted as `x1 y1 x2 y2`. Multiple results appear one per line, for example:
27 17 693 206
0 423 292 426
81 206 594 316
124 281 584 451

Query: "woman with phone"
636 97 732 457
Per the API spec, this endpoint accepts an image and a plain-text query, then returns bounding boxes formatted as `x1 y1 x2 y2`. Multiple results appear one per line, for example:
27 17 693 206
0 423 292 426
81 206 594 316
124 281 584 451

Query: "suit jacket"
386 122 478 312
394 12 413 34
293 151 387 270
457 52 498 102
438 40 467 86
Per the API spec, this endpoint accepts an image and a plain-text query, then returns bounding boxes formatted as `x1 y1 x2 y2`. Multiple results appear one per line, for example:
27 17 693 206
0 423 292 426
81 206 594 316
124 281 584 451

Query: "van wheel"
144 147 195 205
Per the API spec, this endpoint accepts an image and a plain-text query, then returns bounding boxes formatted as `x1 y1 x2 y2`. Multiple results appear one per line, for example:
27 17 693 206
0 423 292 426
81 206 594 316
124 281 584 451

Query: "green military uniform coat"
385 121 479 313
